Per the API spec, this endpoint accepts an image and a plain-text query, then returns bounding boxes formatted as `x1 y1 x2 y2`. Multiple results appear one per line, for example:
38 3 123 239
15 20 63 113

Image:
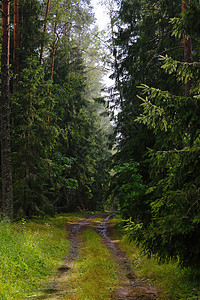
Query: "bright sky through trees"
92 0 114 88
92 0 108 30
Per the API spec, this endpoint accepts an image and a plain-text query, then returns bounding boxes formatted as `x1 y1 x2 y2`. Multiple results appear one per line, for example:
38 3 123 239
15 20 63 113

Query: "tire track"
97 215 159 299
35 215 100 299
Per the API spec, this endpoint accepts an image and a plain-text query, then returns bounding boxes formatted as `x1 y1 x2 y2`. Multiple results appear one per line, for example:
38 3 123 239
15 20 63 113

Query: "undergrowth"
0 212 90 299
113 216 200 299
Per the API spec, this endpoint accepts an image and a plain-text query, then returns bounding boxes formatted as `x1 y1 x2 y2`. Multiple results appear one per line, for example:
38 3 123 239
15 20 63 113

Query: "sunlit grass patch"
64 227 119 299
0 218 70 299
89 216 106 226
113 216 200 300
0 213 91 299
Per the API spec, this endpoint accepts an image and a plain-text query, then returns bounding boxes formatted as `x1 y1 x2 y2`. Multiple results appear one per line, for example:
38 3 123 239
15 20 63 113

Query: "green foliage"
11 57 52 216
170 0 200 41
17 0 43 66
114 216 200 300
136 93 167 133
142 147 200 268
136 83 200 149
108 0 182 174
109 0 200 270
7 0 111 216
51 152 78 190
160 55 199 85
111 160 147 219
131 35 200 268
49 47 111 211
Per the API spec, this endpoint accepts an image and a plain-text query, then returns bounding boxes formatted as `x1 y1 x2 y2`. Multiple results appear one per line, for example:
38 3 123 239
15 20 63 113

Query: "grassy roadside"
62 224 119 299
0 212 90 299
113 216 200 299
1 212 199 299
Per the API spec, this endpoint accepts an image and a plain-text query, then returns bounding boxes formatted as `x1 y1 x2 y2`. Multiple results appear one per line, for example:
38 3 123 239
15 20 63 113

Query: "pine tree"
1 0 13 220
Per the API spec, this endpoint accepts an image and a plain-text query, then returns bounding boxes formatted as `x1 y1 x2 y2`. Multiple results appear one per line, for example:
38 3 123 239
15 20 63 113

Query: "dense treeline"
1 0 200 271
109 0 200 269
1 0 111 218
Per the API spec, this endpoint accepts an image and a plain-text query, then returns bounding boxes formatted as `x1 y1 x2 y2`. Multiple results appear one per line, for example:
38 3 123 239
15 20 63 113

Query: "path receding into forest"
36 214 159 299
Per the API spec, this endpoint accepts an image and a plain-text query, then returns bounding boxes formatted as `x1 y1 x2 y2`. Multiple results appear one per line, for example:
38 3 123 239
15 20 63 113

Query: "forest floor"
34 213 159 299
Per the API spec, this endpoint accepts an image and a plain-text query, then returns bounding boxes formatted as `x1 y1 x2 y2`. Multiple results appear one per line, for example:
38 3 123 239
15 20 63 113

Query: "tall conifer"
1 0 13 220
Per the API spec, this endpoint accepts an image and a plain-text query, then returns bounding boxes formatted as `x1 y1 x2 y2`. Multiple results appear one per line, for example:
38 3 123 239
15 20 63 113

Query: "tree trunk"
182 0 192 97
1 0 13 220
47 12 58 123
40 0 51 64
50 13 58 83
13 0 19 91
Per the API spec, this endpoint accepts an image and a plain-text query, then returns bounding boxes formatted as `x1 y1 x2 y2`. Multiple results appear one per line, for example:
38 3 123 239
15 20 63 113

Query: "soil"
36 214 159 299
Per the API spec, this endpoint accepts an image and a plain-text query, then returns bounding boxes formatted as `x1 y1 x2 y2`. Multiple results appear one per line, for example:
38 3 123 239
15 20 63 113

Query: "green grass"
113 216 200 299
63 226 119 299
2 212 198 299
0 213 92 300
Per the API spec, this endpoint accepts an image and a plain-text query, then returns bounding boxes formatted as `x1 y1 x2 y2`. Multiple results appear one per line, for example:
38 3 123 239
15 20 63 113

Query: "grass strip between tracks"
63 225 119 299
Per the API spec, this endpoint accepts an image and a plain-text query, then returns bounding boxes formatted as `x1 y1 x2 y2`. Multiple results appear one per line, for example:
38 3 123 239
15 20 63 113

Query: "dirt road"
37 214 158 299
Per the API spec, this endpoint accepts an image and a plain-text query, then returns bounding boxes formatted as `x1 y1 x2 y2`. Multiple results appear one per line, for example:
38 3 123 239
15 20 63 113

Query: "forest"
1 0 200 295
1 0 112 218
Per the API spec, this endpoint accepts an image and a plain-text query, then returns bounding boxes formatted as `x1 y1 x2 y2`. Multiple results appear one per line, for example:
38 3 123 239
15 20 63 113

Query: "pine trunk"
47 13 58 123
13 0 19 91
50 13 58 83
1 0 13 220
